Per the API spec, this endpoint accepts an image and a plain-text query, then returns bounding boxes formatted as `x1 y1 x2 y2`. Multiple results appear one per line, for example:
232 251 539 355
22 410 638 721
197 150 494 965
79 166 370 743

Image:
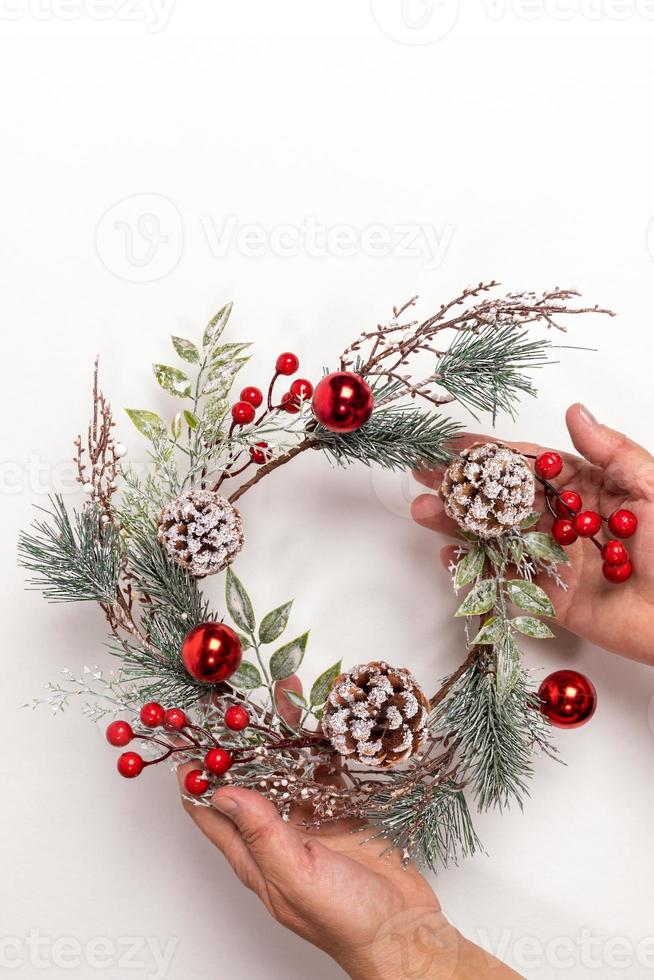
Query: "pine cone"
440 442 535 538
322 661 429 768
157 488 244 577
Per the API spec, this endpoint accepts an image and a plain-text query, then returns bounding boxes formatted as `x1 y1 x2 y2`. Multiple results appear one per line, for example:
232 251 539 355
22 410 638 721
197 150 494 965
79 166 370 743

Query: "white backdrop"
2 4 654 979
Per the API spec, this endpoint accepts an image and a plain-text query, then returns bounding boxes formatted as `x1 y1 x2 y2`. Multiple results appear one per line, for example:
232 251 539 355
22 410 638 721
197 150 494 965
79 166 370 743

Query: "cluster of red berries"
534 451 638 584
106 701 250 790
228 352 314 465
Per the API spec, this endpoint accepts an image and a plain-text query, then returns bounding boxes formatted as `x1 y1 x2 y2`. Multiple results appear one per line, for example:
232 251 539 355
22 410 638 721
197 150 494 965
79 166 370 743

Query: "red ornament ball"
535 451 563 480
552 518 577 546
602 540 629 566
117 751 144 778
276 352 299 375
140 702 165 728
205 747 233 775
538 670 597 729
555 490 582 516
281 391 300 414
312 371 374 433
163 707 188 732
184 769 210 796
240 386 263 407
290 378 313 400
249 441 269 465
106 720 133 747
573 510 602 537
181 623 242 685
603 559 633 583
224 705 250 731
231 401 256 425
608 509 638 539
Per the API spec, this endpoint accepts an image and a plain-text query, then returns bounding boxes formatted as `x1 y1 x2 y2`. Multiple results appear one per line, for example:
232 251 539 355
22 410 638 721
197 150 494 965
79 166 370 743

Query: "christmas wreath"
20 283 634 870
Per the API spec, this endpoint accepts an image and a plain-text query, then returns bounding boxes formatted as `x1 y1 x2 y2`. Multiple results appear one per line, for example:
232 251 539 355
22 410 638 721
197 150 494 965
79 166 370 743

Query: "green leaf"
259 601 293 644
171 336 200 364
236 632 253 651
229 661 263 690
153 364 192 398
523 531 569 565
454 578 496 617
183 410 200 430
507 579 555 616
283 689 308 710
459 530 479 543
203 302 233 349
203 357 249 397
484 544 504 568
520 511 541 529
512 616 555 639
211 342 252 367
225 567 255 633
269 632 308 681
125 409 166 441
509 538 524 566
454 545 485 588
495 633 521 698
470 616 505 645
171 413 183 440
310 659 342 706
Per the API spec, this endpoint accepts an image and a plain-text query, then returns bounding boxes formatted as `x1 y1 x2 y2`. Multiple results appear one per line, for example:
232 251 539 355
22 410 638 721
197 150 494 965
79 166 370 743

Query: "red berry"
117 751 144 778
602 540 629 566
602 560 633 583
184 769 210 796
555 490 582 516
231 401 256 425
249 441 269 465
290 378 313 400
139 702 165 728
106 720 133 747
552 518 578 546
240 386 263 408
608 509 638 539
164 708 187 732
573 510 602 537
224 705 249 731
276 352 299 375
205 747 233 775
281 392 300 414
535 451 563 480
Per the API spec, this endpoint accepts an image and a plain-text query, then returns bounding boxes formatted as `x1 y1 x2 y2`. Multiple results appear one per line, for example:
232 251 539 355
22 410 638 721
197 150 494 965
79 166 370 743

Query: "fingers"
274 674 303 728
566 403 654 499
411 493 461 538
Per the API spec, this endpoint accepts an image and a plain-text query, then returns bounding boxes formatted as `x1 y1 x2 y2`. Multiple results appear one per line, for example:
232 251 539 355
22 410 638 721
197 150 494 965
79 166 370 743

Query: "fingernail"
213 794 240 817
578 404 598 426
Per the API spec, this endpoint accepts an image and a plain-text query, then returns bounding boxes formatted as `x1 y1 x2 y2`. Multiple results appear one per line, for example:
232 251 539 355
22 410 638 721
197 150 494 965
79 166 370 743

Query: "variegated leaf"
153 364 192 399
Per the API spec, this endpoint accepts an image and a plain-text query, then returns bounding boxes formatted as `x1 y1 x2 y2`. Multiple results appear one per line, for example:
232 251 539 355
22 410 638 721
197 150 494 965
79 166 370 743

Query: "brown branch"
227 437 315 503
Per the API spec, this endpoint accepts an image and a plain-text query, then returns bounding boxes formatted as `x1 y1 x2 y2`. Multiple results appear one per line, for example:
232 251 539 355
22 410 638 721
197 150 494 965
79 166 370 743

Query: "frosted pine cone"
157 488 244 577
440 442 535 538
322 661 429 768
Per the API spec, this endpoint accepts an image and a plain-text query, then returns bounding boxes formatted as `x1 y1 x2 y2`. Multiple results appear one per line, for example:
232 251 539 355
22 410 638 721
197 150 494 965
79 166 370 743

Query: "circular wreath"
20 283 624 869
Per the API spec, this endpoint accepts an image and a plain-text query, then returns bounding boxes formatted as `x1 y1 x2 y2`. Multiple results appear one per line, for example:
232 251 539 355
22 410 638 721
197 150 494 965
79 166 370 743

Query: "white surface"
2 5 654 979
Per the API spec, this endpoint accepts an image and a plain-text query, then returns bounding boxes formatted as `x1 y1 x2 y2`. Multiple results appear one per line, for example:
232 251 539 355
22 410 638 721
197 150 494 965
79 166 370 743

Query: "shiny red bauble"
311 371 374 433
602 560 633 583
140 702 165 728
538 670 597 729
224 705 250 731
535 451 563 479
117 751 144 778
276 352 299 375
184 769 210 796
602 540 629 566
240 386 263 407
290 378 313 400
249 441 269 465
281 392 300 414
106 720 133 747
163 707 188 732
205 747 233 775
552 518 578 546
231 401 256 425
555 490 582 516
573 510 602 537
181 623 242 684
608 509 638 539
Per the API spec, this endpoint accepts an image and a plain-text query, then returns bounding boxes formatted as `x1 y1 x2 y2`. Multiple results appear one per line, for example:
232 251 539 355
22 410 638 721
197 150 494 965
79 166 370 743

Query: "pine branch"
18 497 122 603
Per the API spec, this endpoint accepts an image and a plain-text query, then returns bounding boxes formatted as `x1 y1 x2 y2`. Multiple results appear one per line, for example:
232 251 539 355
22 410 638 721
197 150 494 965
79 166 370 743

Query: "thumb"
566 403 654 498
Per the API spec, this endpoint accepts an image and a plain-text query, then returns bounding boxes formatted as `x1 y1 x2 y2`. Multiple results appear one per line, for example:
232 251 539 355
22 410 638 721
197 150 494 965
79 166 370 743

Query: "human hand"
177 681 520 980
412 403 654 666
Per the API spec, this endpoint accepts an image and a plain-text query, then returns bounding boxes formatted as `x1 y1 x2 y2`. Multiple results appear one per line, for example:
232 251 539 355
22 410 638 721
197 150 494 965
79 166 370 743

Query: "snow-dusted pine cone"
440 442 535 538
322 661 429 768
157 488 244 577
